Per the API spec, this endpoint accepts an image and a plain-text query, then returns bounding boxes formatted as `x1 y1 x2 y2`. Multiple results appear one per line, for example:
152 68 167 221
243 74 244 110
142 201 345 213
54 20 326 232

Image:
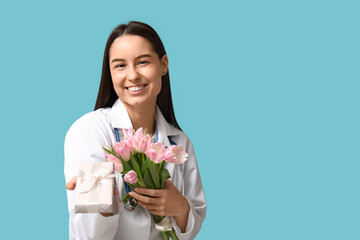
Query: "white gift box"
74 162 114 213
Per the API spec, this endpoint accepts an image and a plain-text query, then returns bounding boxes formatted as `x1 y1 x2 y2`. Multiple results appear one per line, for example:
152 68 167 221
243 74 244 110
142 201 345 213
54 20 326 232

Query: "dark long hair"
94 21 181 131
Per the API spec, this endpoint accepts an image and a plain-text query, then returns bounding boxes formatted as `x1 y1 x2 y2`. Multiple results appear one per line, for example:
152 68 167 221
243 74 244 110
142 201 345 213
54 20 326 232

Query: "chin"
121 98 156 109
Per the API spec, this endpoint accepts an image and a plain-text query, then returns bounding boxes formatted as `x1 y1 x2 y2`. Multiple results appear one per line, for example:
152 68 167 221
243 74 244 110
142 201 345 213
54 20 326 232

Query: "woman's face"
109 35 168 110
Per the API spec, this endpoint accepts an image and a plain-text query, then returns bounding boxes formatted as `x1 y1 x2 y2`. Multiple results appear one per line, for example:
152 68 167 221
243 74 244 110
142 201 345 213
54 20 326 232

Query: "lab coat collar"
109 99 179 147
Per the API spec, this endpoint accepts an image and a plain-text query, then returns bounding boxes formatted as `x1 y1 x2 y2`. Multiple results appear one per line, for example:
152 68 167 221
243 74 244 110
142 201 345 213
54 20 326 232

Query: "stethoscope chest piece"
124 198 138 211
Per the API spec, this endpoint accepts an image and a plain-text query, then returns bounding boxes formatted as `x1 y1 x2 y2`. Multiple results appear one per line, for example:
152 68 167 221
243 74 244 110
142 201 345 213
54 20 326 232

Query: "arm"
64 116 120 240
129 179 190 232
129 138 207 239
171 139 207 240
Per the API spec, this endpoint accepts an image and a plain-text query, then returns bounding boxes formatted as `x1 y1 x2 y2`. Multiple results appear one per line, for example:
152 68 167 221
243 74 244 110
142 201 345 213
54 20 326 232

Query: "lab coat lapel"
109 99 179 145
155 105 179 147
109 99 133 130
155 106 181 183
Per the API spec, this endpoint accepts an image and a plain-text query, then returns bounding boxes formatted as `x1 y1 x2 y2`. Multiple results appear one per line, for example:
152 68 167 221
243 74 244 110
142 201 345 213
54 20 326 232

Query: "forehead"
109 35 155 59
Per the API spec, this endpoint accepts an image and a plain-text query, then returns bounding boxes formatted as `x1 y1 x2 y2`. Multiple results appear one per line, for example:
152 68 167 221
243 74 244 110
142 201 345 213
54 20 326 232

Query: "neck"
123 101 156 135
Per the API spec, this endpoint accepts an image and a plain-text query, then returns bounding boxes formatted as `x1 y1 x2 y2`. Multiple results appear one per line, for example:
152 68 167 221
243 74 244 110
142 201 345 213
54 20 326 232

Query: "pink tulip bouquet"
103 127 188 240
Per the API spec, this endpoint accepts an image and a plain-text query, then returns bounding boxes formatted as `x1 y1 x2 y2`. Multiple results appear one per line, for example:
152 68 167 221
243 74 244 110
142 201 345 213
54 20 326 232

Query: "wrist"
175 196 190 219
173 196 190 233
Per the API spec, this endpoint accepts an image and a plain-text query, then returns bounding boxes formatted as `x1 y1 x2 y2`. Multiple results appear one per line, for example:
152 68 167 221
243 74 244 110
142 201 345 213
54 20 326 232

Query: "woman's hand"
65 176 119 217
65 176 78 191
129 179 190 232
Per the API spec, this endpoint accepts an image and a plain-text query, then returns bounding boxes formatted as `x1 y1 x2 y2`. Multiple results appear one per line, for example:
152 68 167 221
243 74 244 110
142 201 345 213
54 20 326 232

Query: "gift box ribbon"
77 163 114 212
155 216 173 232
77 166 113 193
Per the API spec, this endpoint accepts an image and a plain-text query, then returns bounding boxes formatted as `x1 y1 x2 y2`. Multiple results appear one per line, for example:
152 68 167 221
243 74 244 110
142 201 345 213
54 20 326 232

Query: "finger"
134 187 163 197
101 213 114 217
164 179 172 189
113 178 119 195
148 209 167 216
146 207 169 217
136 201 167 216
129 191 158 204
136 201 158 211
65 176 77 190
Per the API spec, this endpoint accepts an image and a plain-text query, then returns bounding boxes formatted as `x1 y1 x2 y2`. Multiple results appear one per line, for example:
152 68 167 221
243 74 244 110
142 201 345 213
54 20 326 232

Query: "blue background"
0 0 359 239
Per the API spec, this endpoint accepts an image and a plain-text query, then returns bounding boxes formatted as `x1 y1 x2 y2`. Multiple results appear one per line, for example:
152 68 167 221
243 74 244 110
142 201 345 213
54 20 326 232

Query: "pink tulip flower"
146 142 164 164
113 141 131 161
135 134 153 153
124 170 138 184
124 138 135 152
163 145 188 165
123 127 135 140
134 127 145 141
106 154 123 172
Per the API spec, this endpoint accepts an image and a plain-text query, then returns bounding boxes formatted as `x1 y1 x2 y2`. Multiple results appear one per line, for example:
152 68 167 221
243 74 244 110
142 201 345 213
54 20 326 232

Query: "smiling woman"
108 35 168 133
64 21 206 240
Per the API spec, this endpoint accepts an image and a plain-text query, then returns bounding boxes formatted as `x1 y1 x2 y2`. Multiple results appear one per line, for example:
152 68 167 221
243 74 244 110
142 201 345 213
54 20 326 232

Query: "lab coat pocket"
73 212 120 240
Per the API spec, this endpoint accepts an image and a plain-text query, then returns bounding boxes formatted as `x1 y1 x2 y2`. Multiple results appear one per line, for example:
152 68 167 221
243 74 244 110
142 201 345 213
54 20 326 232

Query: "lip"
125 84 147 89
125 84 148 95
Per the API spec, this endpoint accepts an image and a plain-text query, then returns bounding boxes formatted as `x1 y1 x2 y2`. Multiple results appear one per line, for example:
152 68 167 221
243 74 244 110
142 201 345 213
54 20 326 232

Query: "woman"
64 21 206 240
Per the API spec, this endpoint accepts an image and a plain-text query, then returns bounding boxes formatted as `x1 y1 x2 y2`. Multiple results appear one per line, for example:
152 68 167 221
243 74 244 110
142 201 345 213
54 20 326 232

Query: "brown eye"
115 64 126 69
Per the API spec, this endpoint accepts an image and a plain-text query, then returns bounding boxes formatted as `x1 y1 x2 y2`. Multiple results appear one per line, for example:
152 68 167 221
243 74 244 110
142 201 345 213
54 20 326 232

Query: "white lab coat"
64 99 206 240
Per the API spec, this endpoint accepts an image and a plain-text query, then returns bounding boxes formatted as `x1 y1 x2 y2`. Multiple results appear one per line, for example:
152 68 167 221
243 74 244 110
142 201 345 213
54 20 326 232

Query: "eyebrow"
111 54 153 63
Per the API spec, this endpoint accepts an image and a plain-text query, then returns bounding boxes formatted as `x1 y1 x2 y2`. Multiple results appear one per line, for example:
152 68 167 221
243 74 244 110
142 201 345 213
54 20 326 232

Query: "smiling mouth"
126 84 147 92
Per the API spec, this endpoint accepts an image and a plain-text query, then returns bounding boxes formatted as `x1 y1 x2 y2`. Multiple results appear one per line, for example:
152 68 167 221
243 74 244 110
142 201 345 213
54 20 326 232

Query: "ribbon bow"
76 165 113 194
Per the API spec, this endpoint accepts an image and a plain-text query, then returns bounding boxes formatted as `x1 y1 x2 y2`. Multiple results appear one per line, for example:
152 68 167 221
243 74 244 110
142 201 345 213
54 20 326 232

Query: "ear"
161 55 168 76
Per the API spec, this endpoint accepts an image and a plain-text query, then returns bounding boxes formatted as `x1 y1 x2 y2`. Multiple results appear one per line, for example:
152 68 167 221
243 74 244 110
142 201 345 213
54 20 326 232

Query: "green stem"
161 231 170 240
168 229 179 240
135 181 146 188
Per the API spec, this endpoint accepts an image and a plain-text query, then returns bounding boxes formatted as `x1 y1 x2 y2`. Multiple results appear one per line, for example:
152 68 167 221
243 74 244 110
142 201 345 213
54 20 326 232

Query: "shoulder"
168 124 194 151
65 107 112 142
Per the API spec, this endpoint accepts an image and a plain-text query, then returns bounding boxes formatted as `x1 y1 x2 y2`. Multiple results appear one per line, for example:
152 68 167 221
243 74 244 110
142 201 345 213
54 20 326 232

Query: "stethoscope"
114 122 177 211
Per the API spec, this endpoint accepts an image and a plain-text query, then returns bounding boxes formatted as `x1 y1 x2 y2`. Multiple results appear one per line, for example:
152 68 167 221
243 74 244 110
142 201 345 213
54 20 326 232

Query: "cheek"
111 71 125 87
154 78 162 96
144 68 162 90
151 72 162 95
110 71 126 98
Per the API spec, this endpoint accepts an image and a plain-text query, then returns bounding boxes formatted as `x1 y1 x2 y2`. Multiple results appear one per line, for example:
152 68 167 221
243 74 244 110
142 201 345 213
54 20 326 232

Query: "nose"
127 65 139 82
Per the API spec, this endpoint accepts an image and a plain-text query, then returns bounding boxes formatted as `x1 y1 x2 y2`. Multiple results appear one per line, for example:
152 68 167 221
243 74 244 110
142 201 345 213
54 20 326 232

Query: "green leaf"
160 168 171 181
160 160 166 169
122 193 132 203
110 145 116 154
130 153 141 166
127 182 136 191
130 152 140 171
143 169 156 189
140 154 146 172
141 158 149 175
117 155 131 172
130 152 144 183
102 147 112 154
160 168 171 188
147 160 160 189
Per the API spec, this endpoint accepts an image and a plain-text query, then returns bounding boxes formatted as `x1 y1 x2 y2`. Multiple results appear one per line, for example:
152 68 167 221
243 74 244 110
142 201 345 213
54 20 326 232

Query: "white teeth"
128 86 145 92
